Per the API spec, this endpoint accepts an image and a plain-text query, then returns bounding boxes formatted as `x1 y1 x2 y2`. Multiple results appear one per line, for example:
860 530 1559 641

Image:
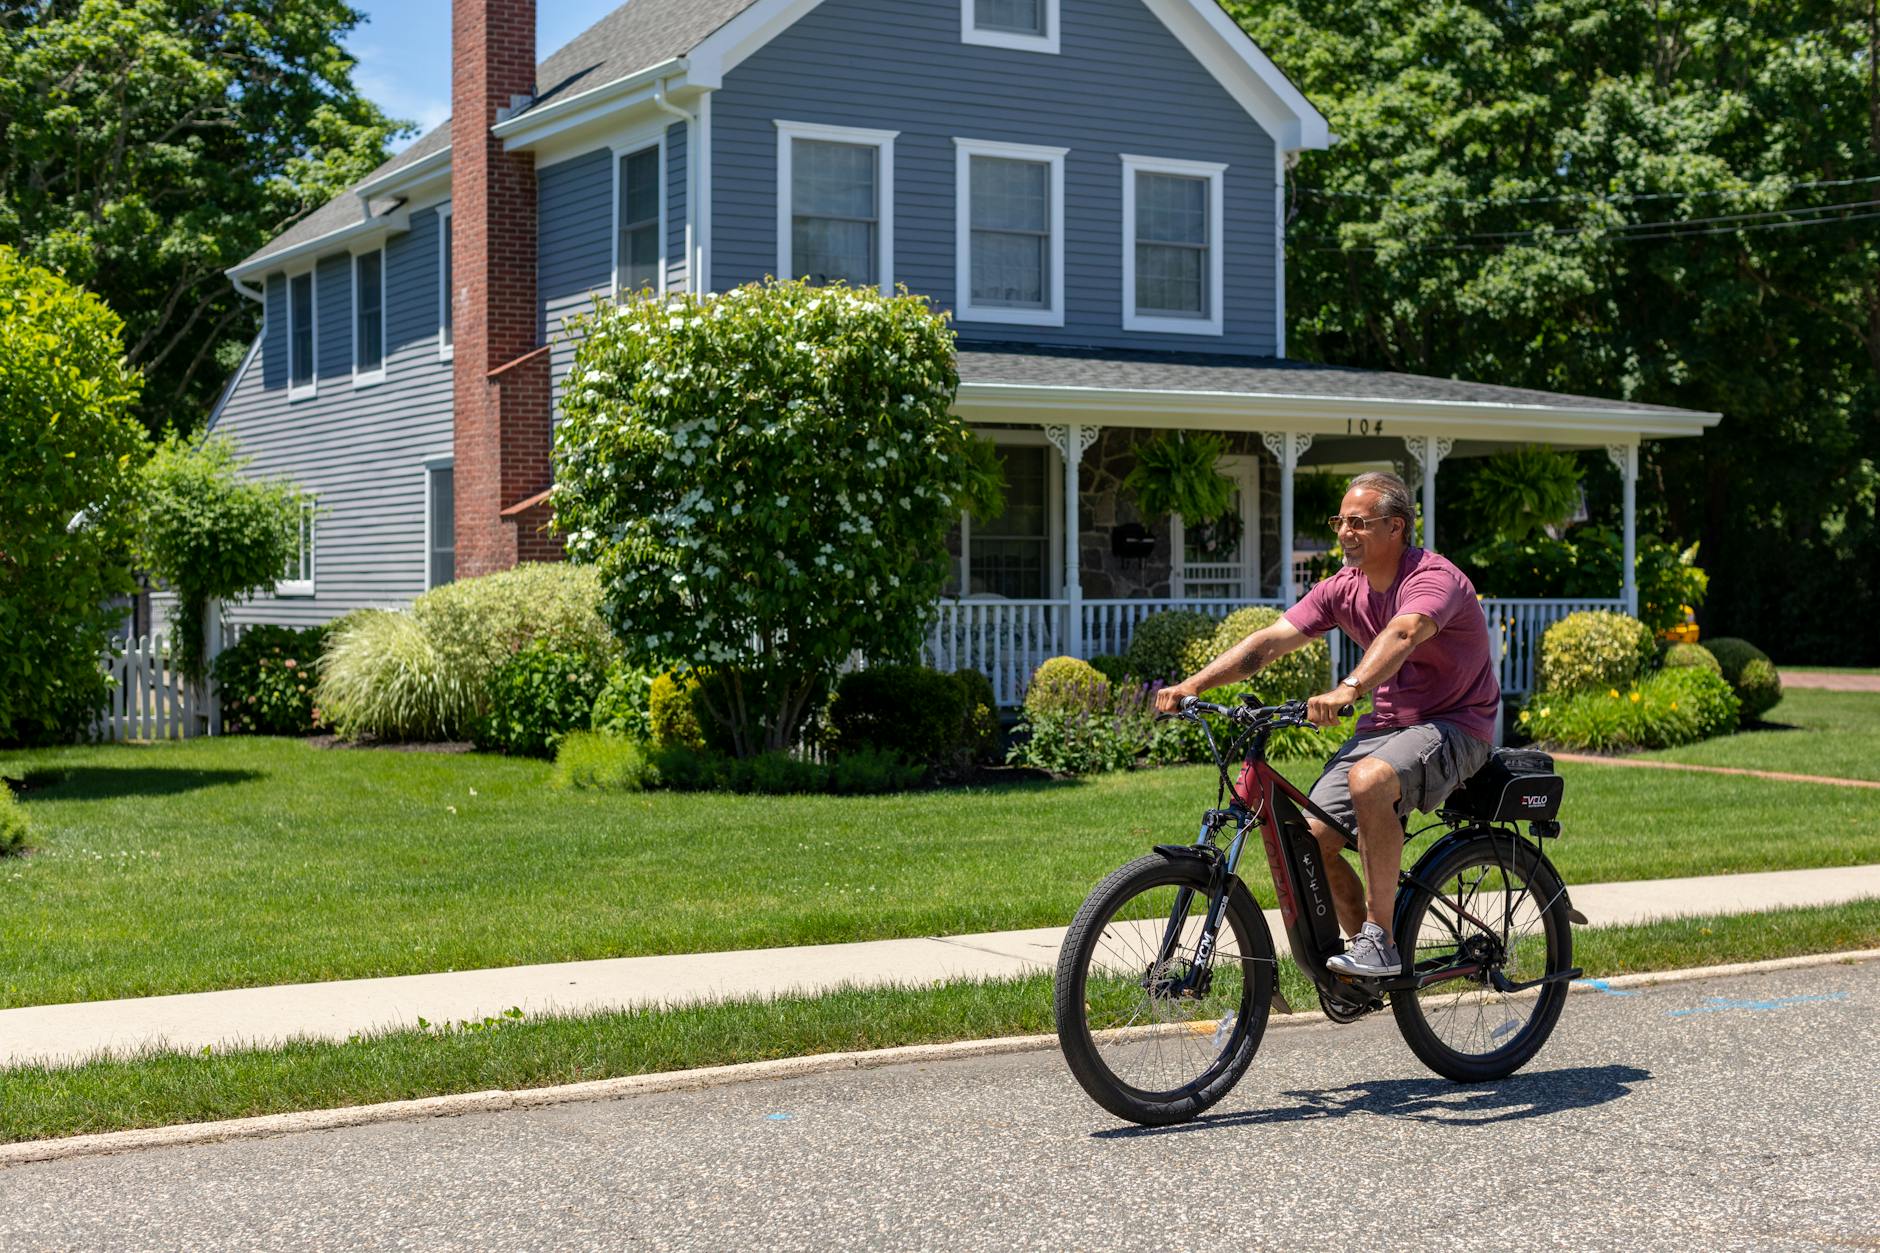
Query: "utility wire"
1295 196 1880 246
1294 172 1880 207
1298 206 1880 252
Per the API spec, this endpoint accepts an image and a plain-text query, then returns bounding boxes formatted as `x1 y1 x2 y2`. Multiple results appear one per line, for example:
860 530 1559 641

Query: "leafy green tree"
0 244 146 745
1228 0 1879 661
554 281 978 757
136 433 307 678
0 0 404 436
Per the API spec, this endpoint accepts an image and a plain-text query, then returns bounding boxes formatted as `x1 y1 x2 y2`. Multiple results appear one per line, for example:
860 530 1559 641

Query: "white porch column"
1609 443 1639 617
1402 435 1454 551
1261 430 1312 604
1045 423 1100 655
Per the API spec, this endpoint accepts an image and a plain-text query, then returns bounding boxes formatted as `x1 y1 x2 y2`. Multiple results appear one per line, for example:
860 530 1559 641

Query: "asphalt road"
2 961 1876 1252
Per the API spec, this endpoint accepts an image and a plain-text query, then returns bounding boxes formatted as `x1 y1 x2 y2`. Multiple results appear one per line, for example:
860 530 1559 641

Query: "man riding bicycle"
1154 471 1500 979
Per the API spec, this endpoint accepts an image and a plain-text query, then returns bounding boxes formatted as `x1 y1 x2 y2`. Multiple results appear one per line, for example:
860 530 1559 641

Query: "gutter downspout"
651 77 700 294
228 274 264 304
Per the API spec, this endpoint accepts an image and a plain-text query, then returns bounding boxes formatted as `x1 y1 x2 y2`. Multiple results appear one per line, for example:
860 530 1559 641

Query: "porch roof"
952 343 1721 443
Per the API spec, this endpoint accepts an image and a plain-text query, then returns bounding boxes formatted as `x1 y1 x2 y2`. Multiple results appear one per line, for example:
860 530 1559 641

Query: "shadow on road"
1093 1064 1653 1139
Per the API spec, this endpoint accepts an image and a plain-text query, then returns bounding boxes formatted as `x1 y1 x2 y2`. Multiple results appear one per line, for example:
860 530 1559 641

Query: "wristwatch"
1337 676 1363 695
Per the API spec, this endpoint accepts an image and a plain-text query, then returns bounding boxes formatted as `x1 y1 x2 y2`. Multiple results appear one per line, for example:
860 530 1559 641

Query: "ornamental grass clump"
313 610 470 742
553 279 977 757
1535 610 1658 696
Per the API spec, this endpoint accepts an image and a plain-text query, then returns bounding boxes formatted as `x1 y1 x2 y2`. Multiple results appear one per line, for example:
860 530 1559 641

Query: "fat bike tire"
1054 854 1276 1125
1390 834 1573 1083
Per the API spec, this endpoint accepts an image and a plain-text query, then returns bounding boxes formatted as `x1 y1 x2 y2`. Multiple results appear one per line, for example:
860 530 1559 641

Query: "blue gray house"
206 0 1718 703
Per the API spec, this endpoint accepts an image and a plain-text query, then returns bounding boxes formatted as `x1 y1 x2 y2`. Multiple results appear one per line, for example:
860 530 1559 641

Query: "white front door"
1172 455 1261 600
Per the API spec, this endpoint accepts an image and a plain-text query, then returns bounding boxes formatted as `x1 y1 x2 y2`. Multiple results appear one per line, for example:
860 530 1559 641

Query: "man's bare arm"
1302 611 1439 725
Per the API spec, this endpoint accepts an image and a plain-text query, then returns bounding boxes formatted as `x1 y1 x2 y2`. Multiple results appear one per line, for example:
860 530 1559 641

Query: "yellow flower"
1630 691 1641 703
1609 688 1620 699
1541 707 1551 717
1519 710 1531 724
1669 702 1678 710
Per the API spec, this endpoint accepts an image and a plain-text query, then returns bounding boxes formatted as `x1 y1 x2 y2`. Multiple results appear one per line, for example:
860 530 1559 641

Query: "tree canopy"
0 0 404 437
1230 0 1879 660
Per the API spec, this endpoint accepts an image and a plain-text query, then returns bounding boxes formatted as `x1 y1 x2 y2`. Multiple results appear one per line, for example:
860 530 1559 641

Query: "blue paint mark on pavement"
1575 979 1639 997
765 1113 795 1121
1667 992 1849 1019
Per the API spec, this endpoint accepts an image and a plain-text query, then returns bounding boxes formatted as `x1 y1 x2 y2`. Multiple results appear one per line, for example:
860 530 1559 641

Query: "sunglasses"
1327 515 1397 534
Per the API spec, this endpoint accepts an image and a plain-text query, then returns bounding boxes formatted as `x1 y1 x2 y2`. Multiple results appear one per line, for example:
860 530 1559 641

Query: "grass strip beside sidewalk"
4 898 1876 1146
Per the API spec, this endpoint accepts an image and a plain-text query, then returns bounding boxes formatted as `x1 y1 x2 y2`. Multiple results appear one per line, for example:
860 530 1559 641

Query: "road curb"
5 947 1876 1169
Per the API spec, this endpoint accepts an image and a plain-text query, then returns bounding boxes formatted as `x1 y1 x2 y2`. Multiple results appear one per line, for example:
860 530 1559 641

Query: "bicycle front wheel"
1391 833 1573 1083
1054 853 1276 1125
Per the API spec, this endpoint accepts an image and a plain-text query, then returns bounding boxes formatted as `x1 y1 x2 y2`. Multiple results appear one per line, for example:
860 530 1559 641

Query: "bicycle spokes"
1408 861 1553 1054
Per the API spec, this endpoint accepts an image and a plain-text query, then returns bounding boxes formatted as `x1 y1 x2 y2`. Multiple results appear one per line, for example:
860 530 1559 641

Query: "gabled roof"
235 0 1327 275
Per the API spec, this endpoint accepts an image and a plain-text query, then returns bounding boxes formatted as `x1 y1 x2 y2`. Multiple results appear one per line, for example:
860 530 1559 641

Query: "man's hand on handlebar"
1154 681 1198 715
1304 687 1354 728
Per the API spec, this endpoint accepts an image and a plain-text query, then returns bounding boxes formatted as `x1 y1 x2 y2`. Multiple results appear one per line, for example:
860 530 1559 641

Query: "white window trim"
287 267 318 402
437 202 454 362
962 0 1060 54
955 428 1061 600
1120 152 1227 337
423 458 454 590
351 245 387 388
774 119 897 297
952 138 1067 328
611 132 669 297
278 497 317 598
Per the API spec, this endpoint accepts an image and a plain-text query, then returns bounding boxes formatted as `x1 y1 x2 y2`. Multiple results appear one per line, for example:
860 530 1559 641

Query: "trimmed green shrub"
1521 667 1739 751
1704 637 1783 722
590 661 655 740
1660 642 1722 677
828 665 966 771
1123 610 1216 684
0 246 146 746
1535 610 1657 695
1024 656 1112 717
552 731 658 792
648 672 706 750
830 747 927 794
1087 654 1133 686
314 611 467 742
412 563 617 691
633 742 924 795
212 624 330 735
474 642 609 757
1181 606 1330 702
952 669 1001 766
0 784 29 855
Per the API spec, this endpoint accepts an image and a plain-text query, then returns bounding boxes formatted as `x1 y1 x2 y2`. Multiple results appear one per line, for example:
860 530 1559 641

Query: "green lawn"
1635 687 1880 782
4 898 1875 1144
4 735 1880 1010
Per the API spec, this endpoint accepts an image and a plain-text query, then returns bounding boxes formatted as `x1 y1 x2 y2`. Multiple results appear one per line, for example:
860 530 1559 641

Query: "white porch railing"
929 596 1622 706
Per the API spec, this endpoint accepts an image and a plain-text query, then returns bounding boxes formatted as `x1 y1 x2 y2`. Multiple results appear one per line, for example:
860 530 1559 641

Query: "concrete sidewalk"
3 864 1877 1070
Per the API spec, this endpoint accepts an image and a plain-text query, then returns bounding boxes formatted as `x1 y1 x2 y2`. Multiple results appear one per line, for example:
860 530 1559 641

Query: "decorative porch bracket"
1260 430 1313 604
1402 435 1455 552
1607 443 1639 618
1045 423 1102 655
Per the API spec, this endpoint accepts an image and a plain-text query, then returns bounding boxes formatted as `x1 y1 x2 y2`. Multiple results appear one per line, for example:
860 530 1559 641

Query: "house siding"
204 204 456 629
711 0 1279 355
538 122 693 403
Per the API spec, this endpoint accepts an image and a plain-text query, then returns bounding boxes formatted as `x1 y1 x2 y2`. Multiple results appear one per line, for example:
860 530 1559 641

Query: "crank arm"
1489 966 1584 994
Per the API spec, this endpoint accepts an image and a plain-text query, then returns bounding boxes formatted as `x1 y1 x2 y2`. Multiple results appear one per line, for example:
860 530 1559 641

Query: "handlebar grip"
1337 703 1354 718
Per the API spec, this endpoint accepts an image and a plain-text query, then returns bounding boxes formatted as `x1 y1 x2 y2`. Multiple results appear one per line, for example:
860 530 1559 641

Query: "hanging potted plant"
1122 432 1238 535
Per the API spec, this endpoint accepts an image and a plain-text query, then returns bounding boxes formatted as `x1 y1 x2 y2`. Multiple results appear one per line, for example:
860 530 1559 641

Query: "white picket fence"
91 618 240 741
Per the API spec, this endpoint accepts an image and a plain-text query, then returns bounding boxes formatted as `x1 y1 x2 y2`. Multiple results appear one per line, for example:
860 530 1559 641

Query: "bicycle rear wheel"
1054 854 1276 1125
1391 833 1573 1082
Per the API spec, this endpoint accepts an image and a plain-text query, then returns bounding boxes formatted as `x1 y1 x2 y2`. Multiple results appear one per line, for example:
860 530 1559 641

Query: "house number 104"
1346 419 1384 436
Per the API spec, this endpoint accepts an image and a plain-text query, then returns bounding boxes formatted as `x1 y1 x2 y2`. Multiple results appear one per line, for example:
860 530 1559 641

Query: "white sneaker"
1326 922 1402 978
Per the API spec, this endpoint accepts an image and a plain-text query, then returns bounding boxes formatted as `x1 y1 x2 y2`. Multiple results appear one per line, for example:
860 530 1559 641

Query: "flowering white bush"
553 279 974 755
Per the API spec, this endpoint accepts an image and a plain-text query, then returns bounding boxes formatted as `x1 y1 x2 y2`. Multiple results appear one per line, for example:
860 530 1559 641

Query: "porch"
924 344 1720 707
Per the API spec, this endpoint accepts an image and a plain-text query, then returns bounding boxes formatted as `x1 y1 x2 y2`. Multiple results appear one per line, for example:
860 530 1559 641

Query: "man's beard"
1339 545 1361 567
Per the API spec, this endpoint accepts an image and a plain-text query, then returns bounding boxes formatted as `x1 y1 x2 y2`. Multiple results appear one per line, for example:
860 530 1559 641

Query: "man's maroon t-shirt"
1282 546 1500 743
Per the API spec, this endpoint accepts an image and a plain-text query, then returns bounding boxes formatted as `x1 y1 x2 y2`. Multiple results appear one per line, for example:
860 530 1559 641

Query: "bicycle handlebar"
1161 695 1354 728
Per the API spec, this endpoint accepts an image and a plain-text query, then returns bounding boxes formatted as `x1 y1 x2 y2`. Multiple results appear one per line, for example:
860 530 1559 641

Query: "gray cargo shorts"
1307 721 1492 834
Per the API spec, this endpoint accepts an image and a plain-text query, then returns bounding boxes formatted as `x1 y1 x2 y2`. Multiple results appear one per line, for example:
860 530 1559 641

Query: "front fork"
1151 807 1256 996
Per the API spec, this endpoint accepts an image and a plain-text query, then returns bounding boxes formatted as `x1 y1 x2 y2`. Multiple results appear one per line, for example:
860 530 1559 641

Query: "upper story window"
962 0 1059 54
617 144 663 295
279 498 316 597
354 248 385 384
288 270 317 400
438 204 454 360
954 138 1066 327
775 120 897 296
1121 154 1226 337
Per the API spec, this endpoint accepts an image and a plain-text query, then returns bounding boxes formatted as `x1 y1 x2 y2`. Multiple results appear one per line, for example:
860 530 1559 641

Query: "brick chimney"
451 0 558 576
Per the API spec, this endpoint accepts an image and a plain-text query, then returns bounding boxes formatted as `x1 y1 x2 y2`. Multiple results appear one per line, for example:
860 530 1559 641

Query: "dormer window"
963 0 1059 53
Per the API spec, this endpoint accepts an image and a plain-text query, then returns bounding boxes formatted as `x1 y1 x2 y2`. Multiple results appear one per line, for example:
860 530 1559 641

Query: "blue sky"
345 2 625 148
